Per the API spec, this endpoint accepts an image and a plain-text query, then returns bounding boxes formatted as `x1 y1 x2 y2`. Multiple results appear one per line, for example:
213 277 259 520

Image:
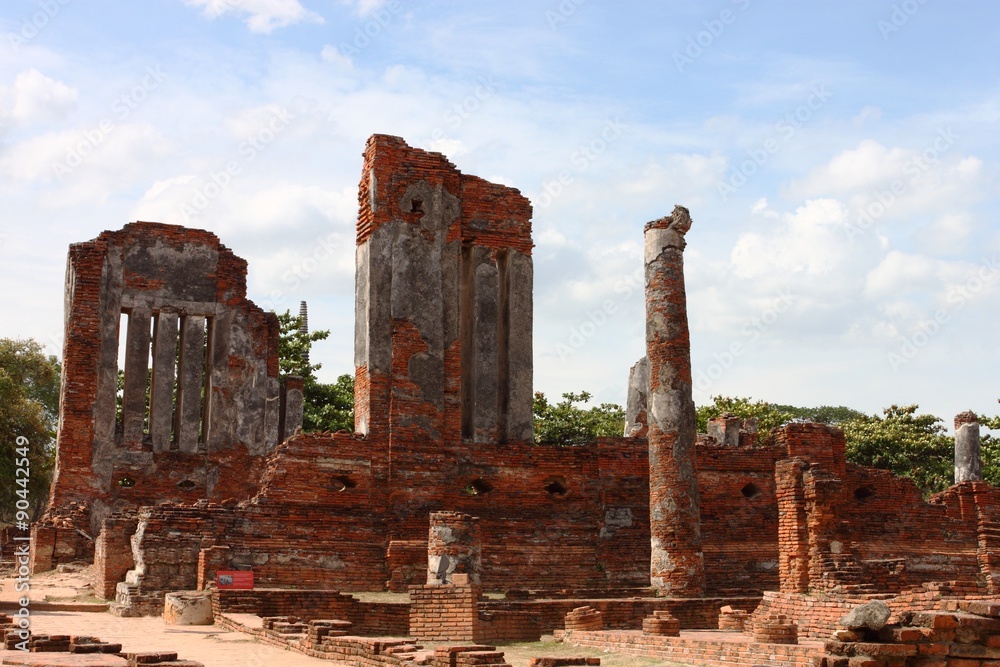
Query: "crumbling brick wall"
36 222 301 571
774 422 993 595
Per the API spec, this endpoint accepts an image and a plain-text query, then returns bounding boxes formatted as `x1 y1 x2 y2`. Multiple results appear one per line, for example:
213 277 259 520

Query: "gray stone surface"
955 411 982 483
624 356 649 437
506 250 534 442
149 311 178 453
839 600 891 631
122 307 152 445
176 315 206 452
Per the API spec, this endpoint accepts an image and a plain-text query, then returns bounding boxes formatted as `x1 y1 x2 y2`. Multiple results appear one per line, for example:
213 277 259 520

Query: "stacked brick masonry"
559 629 819 667
774 421 997 595
816 603 1000 667
643 208 703 596
38 221 294 570
749 590 1000 640
94 513 137 599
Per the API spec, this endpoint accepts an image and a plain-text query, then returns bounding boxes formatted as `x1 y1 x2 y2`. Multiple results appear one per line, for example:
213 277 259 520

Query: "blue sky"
1 0 998 429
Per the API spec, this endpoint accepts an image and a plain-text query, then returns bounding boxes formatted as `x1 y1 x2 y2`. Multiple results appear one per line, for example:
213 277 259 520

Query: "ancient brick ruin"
26 134 1000 666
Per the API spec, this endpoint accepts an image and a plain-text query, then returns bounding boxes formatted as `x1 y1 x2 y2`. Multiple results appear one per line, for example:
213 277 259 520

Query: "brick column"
428 511 481 585
643 205 704 596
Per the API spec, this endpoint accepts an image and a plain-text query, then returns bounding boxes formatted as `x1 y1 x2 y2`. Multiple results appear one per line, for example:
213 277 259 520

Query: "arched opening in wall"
329 475 357 493
176 479 197 490
544 477 569 498
854 486 874 501
117 476 135 488
410 198 424 215
741 482 762 500
464 479 493 496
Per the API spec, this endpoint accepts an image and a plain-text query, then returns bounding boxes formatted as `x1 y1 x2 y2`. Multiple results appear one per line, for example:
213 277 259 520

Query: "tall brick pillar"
643 205 704 596
955 411 982 483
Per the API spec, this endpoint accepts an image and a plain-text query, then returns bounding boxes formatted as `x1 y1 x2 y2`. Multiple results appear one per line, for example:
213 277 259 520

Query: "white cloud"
730 198 850 279
0 69 78 127
321 45 354 69
791 140 911 195
182 0 324 33
342 0 389 17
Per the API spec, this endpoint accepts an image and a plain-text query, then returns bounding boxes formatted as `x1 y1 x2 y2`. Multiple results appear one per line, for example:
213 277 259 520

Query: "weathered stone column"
624 356 649 437
955 411 982 483
644 205 704 596
427 511 481 585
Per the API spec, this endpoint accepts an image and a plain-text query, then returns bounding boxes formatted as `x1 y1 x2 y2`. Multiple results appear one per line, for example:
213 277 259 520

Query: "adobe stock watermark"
9 435 33 651
424 76 498 146
555 266 644 360
179 107 293 222
717 85 832 201
336 0 403 59
52 65 166 180
546 0 586 29
7 0 71 53
673 0 751 73
536 117 627 208
258 231 345 313
694 290 795 391
878 0 930 40
843 126 958 243
887 255 999 371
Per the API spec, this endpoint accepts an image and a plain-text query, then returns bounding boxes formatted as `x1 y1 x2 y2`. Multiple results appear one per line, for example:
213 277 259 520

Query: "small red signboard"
217 570 254 589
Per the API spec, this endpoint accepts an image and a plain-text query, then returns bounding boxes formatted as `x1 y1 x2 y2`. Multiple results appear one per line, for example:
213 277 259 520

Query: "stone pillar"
707 413 741 446
643 205 704 596
149 312 179 453
176 315 206 452
427 511 481 585
955 411 982 483
624 356 649 438
122 307 152 445
280 375 304 441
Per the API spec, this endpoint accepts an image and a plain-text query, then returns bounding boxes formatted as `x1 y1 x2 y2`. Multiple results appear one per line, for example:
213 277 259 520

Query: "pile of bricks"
433 645 511 667
642 610 680 636
299 619 354 650
718 605 749 631
816 602 1000 667
262 615 310 636
751 614 798 644
564 606 604 631
527 660 599 667
1 632 203 666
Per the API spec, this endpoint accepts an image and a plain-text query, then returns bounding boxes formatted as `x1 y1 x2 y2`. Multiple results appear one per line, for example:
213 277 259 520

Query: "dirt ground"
0 565 687 667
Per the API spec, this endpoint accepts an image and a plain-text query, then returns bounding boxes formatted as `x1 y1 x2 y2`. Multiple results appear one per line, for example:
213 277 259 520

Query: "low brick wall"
214 589 410 636
481 596 760 632
558 629 820 667
749 589 1000 639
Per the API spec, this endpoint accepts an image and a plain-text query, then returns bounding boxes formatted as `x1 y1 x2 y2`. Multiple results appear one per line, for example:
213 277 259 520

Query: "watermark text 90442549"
11 435 33 650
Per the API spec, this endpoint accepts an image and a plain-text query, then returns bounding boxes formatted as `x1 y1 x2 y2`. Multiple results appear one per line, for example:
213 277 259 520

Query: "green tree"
533 391 625 446
695 395 795 441
774 404 866 425
842 404 953 496
275 311 354 433
0 338 60 523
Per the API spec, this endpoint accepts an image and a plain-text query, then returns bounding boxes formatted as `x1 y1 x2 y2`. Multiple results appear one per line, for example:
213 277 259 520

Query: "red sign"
217 570 254 589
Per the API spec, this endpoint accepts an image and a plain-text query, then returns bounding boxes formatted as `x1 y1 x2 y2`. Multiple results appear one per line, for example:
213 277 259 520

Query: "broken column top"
955 411 979 428
644 205 692 257
357 133 533 254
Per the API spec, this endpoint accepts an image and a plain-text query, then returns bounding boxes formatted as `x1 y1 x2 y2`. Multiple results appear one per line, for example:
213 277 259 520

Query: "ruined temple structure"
30 135 1000 644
